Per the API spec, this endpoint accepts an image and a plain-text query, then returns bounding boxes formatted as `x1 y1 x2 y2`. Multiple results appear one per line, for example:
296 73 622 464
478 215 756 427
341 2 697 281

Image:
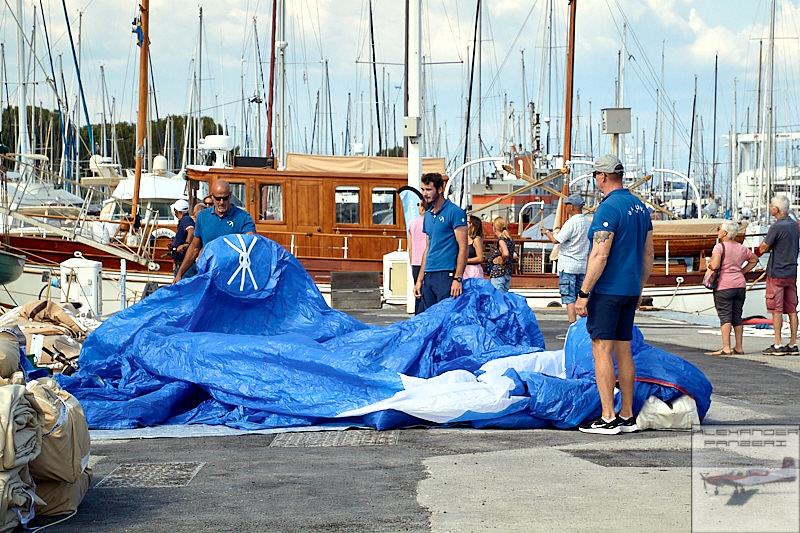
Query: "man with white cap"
542 193 590 323
575 154 654 435
170 199 195 276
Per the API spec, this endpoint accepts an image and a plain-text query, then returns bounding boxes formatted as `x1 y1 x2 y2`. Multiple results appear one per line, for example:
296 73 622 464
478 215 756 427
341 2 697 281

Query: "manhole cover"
564 449 690 468
270 430 398 448
96 462 205 488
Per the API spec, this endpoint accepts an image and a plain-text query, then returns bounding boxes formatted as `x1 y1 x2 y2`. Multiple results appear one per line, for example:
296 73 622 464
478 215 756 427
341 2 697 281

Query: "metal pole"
405 0 422 314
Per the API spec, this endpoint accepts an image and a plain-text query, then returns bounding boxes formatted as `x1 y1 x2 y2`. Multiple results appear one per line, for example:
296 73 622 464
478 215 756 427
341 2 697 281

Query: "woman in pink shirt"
462 216 485 279
407 202 428 313
706 220 759 355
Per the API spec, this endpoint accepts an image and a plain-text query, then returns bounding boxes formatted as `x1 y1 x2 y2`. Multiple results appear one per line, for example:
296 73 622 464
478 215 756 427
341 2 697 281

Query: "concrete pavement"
36 308 800 532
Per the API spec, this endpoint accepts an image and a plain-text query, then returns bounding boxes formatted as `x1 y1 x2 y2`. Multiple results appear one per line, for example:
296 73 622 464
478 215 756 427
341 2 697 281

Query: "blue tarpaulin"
57 234 711 431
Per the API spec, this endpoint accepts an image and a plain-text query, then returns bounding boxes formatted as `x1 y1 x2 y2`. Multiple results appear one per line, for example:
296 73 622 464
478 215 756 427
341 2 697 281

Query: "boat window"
229 183 246 207
149 201 174 221
259 184 283 222
372 188 396 225
335 186 360 224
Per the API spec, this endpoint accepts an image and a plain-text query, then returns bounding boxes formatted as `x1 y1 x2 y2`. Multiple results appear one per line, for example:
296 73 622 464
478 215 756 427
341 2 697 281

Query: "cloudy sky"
2 0 800 183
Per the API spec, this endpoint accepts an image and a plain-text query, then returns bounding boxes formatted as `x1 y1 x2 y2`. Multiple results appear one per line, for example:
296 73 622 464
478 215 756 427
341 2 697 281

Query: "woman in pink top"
462 216 485 279
407 202 427 313
706 220 759 356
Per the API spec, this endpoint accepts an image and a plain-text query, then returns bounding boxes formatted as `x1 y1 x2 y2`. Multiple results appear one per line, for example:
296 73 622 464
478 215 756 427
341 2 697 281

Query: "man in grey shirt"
757 195 800 355
542 193 590 323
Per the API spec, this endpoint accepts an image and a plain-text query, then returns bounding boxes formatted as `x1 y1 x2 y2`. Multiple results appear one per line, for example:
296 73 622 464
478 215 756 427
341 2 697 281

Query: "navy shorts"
419 270 454 313
586 293 639 341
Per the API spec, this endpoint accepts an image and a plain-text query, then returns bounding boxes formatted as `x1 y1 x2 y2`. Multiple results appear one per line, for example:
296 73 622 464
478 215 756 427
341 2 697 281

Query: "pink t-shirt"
408 216 427 266
713 241 754 291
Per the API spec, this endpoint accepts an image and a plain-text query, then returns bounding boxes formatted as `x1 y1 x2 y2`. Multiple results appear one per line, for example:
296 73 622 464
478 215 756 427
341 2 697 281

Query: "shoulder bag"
702 242 726 290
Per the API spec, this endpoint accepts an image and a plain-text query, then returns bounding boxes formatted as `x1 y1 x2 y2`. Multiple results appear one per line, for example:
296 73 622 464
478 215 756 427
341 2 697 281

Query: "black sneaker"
786 345 799 355
616 415 638 433
762 344 786 356
578 416 621 435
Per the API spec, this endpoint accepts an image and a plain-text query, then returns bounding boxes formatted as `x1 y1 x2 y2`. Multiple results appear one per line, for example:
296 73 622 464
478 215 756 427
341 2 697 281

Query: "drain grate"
96 462 205 488
564 449 690 468
269 430 398 448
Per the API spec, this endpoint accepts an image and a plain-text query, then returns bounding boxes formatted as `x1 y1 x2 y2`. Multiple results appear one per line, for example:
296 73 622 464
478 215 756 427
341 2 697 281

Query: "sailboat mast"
476 0 482 161
265 0 277 159
684 76 697 219
100 65 107 157
557 0 577 227
15 0 30 169
764 0 776 209
561 0 577 170
368 0 382 154
711 53 718 201
132 0 150 219
276 0 287 168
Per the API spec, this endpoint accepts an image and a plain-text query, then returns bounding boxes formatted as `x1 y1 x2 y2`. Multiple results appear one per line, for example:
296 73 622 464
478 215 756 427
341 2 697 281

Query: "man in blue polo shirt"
174 179 256 282
413 172 467 313
575 154 654 435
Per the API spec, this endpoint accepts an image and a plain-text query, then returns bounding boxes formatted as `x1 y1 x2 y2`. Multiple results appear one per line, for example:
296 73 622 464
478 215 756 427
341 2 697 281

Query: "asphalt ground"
34 308 800 532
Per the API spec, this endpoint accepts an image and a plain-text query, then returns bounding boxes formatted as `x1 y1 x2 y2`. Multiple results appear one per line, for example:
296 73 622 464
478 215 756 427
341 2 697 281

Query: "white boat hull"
0 262 768 321
511 282 768 318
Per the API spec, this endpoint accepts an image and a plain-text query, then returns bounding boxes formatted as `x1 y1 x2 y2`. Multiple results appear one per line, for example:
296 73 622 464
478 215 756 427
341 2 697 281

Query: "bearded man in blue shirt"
413 173 468 313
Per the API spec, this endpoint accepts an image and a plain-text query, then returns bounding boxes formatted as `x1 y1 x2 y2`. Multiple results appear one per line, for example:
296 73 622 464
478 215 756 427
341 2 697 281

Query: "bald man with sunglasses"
174 179 256 282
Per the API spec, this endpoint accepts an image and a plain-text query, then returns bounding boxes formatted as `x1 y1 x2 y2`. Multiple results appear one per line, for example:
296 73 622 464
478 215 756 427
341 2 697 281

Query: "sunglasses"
212 194 231 202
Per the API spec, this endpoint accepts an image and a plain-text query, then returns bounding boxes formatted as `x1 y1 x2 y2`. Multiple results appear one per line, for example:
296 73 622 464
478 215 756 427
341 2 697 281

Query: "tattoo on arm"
593 230 612 244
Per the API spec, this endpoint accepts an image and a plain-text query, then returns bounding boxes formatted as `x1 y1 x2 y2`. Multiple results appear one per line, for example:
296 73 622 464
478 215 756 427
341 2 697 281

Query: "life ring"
150 228 176 240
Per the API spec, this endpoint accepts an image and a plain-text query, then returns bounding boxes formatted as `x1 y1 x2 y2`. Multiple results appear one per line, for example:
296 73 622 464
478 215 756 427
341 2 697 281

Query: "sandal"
732 349 745 355
704 349 732 356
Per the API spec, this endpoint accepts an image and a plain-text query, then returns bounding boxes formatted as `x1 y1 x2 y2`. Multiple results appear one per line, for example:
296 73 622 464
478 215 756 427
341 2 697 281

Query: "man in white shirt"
542 193 590 323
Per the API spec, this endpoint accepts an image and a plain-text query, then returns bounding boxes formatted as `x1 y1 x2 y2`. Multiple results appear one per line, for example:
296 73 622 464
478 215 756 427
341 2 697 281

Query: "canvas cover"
34 467 92 517
57 235 711 431
27 379 91 483
285 153 446 175
0 465 42 531
0 385 42 470
0 334 20 379
651 219 746 236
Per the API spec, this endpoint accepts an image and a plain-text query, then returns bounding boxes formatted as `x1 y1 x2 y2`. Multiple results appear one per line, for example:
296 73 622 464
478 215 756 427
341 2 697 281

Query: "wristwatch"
454 276 463 283
577 289 590 299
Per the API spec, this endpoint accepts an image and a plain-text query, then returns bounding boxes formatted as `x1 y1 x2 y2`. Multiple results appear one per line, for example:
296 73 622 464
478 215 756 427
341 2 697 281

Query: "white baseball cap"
170 199 190 213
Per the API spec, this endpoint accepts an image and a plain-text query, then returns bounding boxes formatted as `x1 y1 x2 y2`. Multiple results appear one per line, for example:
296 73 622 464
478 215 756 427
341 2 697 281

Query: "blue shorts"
558 272 585 304
420 270 454 313
490 274 511 293
586 293 639 341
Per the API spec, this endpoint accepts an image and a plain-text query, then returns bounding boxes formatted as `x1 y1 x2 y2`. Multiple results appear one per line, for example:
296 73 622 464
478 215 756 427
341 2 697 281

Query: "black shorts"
713 287 746 326
586 293 639 341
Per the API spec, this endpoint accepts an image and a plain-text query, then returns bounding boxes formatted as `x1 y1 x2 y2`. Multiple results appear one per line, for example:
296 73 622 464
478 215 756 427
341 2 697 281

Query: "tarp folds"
58 235 711 431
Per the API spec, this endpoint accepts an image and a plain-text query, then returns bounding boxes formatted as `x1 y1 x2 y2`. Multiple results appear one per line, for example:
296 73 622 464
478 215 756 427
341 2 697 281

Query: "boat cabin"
185 153 447 279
